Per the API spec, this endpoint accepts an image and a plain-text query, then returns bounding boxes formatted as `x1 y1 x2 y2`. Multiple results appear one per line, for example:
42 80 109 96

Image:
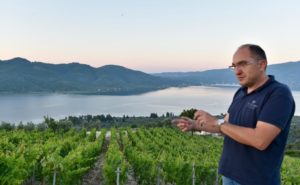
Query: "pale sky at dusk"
1 0 300 73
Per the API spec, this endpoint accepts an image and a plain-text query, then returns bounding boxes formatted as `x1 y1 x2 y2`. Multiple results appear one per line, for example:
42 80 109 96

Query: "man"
175 44 295 185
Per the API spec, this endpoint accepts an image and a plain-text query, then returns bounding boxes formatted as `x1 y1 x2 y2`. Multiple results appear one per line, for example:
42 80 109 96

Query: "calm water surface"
0 86 299 123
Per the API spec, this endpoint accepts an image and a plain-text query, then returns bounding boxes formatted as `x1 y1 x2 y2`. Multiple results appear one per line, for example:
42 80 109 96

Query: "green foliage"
180 108 197 119
0 122 15 131
44 116 58 132
103 128 128 185
281 156 300 184
0 129 105 185
88 128 97 142
150 113 158 118
286 116 300 157
36 123 48 131
24 122 35 131
1 126 299 184
285 150 300 158
79 128 87 138
57 119 73 132
122 127 222 184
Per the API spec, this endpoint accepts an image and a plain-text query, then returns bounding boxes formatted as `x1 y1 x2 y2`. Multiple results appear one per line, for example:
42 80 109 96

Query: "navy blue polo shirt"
219 75 295 185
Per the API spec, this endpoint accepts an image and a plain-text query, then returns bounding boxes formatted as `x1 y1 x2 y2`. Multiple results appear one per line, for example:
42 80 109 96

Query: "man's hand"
194 110 221 133
172 116 196 132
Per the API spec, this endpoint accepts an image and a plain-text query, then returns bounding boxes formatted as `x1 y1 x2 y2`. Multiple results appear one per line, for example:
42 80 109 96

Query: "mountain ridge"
0 57 186 95
1 58 299 94
153 61 300 90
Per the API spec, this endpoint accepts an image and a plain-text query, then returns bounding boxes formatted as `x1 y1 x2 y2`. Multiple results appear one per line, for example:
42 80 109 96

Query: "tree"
150 113 158 118
86 115 93 122
180 108 197 119
98 114 106 122
166 112 174 118
44 116 58 132
57 120 73 132
180 108 198 136
24 122 35 131
36 123 48 131
17 122 24 130
0 122 15 131
106 114 113 122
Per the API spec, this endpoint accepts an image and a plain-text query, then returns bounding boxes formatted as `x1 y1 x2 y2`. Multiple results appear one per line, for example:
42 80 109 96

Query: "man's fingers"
172 117 195 132
172 118 188 125
178 124 189 132
181 128 188 132
173 119 191 132
180 116 192 122
177 122 188 128
194 110 206 120
171 119 180 125
194 110 201 120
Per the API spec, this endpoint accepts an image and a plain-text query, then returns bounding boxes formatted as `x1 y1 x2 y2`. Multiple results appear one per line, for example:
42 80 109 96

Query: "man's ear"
259 60 267 71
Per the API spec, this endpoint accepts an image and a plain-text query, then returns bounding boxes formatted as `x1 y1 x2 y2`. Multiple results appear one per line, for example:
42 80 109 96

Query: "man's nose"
235 68 242 75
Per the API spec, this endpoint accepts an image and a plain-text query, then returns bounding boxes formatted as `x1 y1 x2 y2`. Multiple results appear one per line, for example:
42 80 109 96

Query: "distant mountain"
267 62 300 90
1 58 299 94
0 57 185 95
153 69 236 85
153 61 300 91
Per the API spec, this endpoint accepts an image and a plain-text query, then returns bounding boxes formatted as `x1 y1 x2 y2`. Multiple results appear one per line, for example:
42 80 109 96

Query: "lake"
0 86 299 123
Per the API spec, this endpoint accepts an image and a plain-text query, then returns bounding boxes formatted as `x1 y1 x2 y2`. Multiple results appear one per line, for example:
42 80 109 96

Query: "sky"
1 0 300 73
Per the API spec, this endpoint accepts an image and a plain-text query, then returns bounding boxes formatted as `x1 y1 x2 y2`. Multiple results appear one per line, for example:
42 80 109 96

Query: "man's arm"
220 120 281 151
194 110 281 151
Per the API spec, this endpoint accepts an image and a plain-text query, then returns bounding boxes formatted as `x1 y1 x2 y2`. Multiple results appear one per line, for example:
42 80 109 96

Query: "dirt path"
81 132 110 185
81 130 138 185
125 166 138 185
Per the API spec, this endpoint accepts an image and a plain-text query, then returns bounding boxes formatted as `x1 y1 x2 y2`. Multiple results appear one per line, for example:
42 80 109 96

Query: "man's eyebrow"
232 60 247 65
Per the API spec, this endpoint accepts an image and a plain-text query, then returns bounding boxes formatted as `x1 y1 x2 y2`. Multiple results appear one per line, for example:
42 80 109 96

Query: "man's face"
232 47 264 88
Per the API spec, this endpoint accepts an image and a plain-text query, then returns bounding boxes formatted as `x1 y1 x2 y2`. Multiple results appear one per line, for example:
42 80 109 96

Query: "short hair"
238 44 267 61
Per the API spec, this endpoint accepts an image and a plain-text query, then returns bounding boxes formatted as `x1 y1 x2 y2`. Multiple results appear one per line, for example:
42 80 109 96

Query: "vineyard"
1 127 300 185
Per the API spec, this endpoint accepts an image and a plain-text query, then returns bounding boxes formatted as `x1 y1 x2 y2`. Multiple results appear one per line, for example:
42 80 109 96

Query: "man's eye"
238 61 247 66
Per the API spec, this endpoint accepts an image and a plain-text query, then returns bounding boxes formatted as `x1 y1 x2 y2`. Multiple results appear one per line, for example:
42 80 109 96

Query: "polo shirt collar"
241 75 275 95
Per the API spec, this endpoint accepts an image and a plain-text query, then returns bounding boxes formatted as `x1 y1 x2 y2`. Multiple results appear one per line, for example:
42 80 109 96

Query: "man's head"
232 44 268 89
238 44 267 62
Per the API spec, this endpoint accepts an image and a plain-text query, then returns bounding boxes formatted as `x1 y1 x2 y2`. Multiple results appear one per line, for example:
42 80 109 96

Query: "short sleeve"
258 86 295 130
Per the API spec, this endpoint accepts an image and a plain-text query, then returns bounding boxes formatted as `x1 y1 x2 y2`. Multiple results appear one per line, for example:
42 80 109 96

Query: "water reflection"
0 86 299 123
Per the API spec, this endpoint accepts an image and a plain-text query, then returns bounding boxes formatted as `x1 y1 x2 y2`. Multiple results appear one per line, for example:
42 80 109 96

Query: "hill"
0 57 184 95
153 61 300 90
1 58 299 94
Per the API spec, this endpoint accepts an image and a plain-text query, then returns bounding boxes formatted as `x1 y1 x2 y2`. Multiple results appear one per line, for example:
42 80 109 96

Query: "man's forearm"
220 121 280 151
220 122 256 146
